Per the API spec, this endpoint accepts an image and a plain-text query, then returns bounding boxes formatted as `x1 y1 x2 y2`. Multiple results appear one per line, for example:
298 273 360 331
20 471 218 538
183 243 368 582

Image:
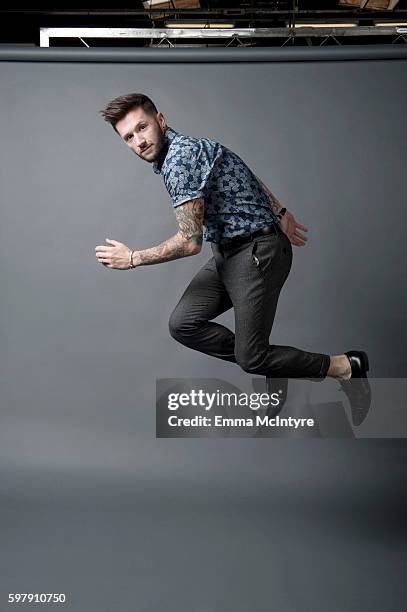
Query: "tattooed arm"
131 198 204 267
255 175 283 216
254 175 310 247
95 198 204 270
94 199 204 270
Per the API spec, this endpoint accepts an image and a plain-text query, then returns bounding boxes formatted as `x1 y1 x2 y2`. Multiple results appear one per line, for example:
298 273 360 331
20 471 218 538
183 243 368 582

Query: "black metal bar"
1 45 407 63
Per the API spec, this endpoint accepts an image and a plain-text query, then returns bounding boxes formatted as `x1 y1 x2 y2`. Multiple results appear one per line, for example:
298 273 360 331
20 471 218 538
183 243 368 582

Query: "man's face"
115 107 167 163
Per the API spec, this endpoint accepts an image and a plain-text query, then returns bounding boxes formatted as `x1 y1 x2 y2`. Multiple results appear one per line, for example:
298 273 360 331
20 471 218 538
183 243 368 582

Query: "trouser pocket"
251 235 281 277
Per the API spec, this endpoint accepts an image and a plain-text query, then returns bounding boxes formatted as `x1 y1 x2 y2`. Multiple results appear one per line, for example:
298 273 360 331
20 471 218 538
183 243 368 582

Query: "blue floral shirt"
153 127 277 243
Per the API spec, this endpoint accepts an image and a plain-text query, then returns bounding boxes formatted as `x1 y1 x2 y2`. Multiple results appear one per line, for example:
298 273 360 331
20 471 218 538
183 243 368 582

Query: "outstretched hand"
279 211 308 247
95 238 132 270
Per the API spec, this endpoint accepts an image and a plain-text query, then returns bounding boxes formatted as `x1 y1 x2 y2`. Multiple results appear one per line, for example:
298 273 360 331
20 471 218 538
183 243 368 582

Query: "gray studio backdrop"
1 48 407 612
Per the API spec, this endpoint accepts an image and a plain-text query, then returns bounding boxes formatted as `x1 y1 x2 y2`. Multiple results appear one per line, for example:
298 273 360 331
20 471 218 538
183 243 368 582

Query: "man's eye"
140 125 147 131
126 135 133 142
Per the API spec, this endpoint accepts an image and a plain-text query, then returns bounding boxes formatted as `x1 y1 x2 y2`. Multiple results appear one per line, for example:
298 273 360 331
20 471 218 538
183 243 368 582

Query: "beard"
136 128 166 164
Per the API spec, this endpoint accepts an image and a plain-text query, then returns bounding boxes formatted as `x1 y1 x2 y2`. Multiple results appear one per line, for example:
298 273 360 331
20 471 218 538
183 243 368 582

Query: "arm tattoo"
174 198 204 248
137 199 204 266
138 233 194 265
256 176 283 216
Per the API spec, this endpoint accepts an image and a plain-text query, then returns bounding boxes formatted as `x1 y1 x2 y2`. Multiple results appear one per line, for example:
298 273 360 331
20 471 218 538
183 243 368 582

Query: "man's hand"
95 238 132 270
279 211 309 247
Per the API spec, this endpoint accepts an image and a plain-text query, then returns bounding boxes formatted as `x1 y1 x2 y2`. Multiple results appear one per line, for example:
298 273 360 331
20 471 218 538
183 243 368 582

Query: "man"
96 93 371 417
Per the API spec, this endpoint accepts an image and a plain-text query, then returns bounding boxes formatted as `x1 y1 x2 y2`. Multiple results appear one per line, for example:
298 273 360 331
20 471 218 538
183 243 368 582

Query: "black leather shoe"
339 351 371 426
345 350 370 377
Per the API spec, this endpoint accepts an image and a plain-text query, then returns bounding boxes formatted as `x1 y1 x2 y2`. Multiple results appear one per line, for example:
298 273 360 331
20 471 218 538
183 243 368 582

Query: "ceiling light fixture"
375 22 407 26
294 23 358 28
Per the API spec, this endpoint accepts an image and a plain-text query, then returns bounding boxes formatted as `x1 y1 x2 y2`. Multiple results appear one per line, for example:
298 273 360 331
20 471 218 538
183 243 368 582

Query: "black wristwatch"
276 207 287 222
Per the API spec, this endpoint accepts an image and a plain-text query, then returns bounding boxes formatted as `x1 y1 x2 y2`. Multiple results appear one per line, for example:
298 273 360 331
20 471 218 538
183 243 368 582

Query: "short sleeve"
164 139 222 208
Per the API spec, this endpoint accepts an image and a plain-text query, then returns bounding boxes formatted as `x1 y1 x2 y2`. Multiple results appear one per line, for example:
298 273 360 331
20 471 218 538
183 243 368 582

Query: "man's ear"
157 112 167 132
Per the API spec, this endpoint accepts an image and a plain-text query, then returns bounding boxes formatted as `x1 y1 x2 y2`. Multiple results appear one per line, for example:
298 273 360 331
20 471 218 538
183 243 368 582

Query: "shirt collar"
152 126 177 174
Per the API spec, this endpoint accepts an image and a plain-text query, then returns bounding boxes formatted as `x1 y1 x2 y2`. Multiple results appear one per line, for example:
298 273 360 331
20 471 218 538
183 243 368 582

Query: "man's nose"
135 135 147 149
128 134 144 150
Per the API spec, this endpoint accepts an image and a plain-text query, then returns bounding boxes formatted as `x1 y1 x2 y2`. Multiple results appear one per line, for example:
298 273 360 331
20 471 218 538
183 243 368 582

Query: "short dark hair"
99 93 158 131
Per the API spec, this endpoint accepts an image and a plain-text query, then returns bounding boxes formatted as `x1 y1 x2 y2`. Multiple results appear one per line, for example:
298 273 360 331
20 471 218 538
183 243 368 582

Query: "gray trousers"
169 225 331 379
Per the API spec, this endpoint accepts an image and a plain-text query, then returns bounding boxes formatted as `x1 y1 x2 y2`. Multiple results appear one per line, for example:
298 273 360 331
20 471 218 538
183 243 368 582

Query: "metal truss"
39 26 407 48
